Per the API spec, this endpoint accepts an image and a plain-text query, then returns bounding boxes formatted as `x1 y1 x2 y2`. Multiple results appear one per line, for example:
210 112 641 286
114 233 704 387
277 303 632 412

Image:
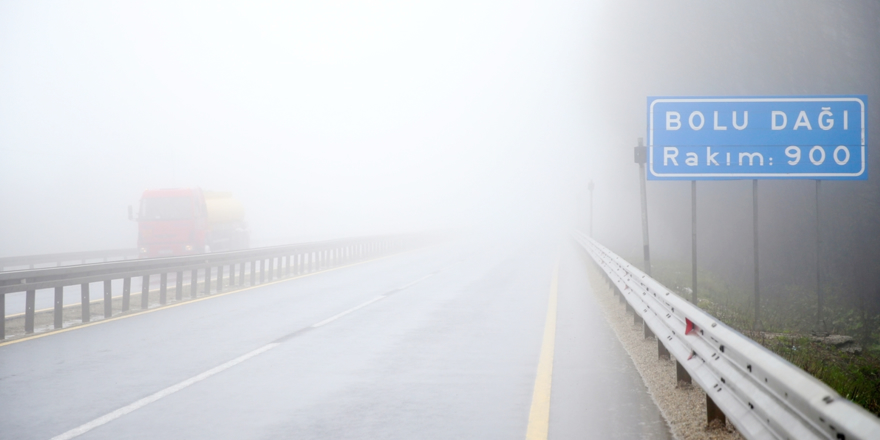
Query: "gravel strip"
585 261 744 440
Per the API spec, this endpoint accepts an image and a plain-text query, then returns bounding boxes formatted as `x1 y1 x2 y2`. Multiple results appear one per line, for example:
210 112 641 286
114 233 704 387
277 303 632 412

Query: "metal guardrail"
0 248 138 271
574 230 880 440
0 234 431 340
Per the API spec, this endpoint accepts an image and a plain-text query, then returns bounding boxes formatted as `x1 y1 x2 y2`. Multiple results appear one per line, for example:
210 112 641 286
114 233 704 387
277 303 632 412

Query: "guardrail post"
122 277 131 311
268 258 273 281
141 275 150 309
176 271 183 301
644 321 652 339
229 264 236 286
25 289 36 333
54 287 63 328
658 339 670 360
238 262 245 286
676 360 692 385
634 312 643 326
104 280 112 318
707 394 726 425
250 261 255 286
258 260 264 284
205 266 213 294
191 269 199 298
0 294 4 339
81 283 91 322
160 273 168 305
217 266 224 292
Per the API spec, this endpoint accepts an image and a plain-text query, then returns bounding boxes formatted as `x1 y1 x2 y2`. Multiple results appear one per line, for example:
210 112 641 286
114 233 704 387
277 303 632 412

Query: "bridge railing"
574 230 880 440
0 248 138 271
0 234 431 340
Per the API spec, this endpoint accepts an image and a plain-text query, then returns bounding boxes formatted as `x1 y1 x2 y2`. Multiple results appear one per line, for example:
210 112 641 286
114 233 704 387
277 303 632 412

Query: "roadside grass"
766 335 880 415
638 258 880 416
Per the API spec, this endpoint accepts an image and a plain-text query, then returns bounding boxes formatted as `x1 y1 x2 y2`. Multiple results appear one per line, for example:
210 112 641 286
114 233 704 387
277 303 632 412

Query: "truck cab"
135 188 248 258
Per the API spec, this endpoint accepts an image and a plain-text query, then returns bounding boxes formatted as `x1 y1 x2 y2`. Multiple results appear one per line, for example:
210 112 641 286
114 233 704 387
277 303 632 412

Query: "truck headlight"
184 244 193 251
140 247 148 253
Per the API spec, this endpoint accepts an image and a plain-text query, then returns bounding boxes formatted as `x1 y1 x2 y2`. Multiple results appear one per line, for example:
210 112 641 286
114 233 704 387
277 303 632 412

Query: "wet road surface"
0 237 670 439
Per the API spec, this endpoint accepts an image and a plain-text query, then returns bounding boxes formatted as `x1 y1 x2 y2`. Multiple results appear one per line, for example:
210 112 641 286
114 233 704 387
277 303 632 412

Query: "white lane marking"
48 270 438 440
312 272 437 328
50 343 279 440
311 295 386 328
398 273 435 290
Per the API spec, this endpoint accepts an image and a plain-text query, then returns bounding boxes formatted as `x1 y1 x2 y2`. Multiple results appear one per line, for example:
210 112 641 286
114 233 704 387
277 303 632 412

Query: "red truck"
131 188 249 258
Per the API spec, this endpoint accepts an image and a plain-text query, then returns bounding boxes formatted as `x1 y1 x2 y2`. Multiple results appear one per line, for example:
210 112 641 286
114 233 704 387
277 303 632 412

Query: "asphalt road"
0 237 671 439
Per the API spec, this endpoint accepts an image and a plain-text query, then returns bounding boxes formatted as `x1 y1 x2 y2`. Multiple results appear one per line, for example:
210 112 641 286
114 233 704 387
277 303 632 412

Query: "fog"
2 1 879 317
581 1 880 324
0 0 597 255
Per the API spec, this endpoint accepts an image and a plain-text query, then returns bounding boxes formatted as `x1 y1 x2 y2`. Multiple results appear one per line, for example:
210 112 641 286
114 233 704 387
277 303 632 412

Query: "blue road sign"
647 96 867 180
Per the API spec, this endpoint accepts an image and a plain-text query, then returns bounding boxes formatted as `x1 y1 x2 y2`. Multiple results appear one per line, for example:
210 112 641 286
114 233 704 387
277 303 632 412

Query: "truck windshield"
141 197 193 220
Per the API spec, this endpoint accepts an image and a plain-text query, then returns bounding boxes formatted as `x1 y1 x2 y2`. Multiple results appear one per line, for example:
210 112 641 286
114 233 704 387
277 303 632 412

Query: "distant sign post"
645 95 867 329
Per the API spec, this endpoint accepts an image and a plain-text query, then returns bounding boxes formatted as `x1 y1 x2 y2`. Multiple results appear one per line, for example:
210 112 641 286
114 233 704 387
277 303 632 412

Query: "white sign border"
648 97 866 179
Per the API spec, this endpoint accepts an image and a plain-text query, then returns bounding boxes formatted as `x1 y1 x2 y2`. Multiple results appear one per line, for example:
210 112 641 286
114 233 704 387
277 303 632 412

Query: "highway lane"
0 237 670 439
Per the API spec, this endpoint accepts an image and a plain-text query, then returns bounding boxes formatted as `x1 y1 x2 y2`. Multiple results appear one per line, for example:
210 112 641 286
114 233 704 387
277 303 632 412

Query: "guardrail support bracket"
658 339 670 360
706 394 726 425
644 322 653 339
54 286 63 329
25 289 35 333
676 360 692 385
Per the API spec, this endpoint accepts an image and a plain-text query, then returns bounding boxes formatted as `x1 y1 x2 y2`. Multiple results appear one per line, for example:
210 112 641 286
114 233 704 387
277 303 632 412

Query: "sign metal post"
634 138 651 276
647 95 867 324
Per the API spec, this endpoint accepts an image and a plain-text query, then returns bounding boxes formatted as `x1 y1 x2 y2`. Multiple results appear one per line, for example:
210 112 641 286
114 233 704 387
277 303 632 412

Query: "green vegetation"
766 335 880 415
644 259 880 415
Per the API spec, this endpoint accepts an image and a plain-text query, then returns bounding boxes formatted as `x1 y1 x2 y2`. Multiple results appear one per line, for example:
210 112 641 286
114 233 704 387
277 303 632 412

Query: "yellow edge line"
0 252 407 348
525 262 559 440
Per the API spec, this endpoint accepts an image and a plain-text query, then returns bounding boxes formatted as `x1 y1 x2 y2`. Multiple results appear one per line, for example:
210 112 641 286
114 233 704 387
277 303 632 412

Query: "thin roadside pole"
635 138 651 276
753 179 761 330
588 180 594 237
691 180 697 305
815 180 824 333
